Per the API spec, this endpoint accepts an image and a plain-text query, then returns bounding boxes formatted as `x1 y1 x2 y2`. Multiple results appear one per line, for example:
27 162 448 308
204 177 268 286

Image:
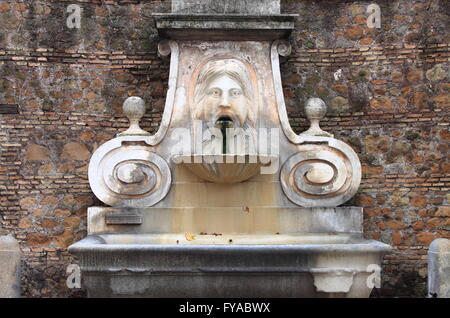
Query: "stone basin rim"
69 235 392 254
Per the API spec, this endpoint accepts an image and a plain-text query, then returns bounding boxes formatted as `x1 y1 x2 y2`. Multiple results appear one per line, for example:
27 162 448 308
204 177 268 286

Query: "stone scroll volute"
88 98 172 208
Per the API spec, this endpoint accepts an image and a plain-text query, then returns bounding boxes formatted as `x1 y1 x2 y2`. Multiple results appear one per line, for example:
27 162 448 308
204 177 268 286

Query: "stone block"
154 14 297 41
87 206 364 235
172 0 280 14
0 235 21 298
428 238 450 298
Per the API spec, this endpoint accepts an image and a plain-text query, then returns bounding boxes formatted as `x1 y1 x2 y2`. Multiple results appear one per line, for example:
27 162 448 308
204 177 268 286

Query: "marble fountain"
68 0 391 297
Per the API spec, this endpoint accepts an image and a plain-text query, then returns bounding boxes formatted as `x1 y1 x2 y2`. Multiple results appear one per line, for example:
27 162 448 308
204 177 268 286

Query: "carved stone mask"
193 59 255 128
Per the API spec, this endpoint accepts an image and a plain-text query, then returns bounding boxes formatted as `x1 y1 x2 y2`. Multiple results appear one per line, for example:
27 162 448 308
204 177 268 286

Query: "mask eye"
230 89 242 97
209 88 222 97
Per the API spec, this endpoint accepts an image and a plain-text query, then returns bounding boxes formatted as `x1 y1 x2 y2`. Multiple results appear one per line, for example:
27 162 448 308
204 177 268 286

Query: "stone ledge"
87 206 363 235
172 0 280 15
154 14 297 40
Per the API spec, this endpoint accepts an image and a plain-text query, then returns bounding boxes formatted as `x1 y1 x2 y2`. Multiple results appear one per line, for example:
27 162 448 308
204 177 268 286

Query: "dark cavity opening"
215 116 234 154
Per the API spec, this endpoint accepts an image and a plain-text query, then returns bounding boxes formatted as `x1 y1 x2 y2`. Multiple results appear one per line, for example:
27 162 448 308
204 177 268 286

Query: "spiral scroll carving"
280 139 361 207
276 40 292 57
89 139 171 208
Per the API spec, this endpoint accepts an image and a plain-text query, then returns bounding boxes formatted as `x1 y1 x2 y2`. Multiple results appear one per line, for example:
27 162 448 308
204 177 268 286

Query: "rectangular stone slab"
87 206 363 235
153 14 297 40
0 104 19 114
428 238 450 298
0 235 21 298
172 0 280 14
105 210 143 225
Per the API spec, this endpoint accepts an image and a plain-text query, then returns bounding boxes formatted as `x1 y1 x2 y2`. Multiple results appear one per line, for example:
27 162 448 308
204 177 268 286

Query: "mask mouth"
215 116 235 129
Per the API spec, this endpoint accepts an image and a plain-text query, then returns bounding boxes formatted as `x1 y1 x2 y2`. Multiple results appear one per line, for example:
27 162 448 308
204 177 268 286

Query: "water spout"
215 116 234 154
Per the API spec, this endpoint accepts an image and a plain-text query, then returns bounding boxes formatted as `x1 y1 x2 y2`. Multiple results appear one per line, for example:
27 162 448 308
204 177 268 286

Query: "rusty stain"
185 233 196 241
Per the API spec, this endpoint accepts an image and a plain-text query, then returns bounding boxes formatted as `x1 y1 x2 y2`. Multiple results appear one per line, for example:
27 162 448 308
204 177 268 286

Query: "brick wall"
0 0 448 297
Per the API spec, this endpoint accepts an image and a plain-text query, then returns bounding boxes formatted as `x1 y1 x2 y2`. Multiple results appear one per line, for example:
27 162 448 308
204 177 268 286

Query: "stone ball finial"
305 97 327 122
123 96 146 121
118 97 150 136
300 97 333 137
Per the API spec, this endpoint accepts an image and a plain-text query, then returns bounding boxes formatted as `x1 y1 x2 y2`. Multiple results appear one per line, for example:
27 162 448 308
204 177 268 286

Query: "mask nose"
219 93 231 108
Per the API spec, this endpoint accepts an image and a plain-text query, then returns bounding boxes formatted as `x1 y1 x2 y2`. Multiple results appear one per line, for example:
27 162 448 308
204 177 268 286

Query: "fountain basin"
172 154 278 183
69 233 390 297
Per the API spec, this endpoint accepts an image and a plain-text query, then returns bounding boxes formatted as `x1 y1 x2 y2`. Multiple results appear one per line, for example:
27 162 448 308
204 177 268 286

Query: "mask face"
198 75 248 128
193 58 255 130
